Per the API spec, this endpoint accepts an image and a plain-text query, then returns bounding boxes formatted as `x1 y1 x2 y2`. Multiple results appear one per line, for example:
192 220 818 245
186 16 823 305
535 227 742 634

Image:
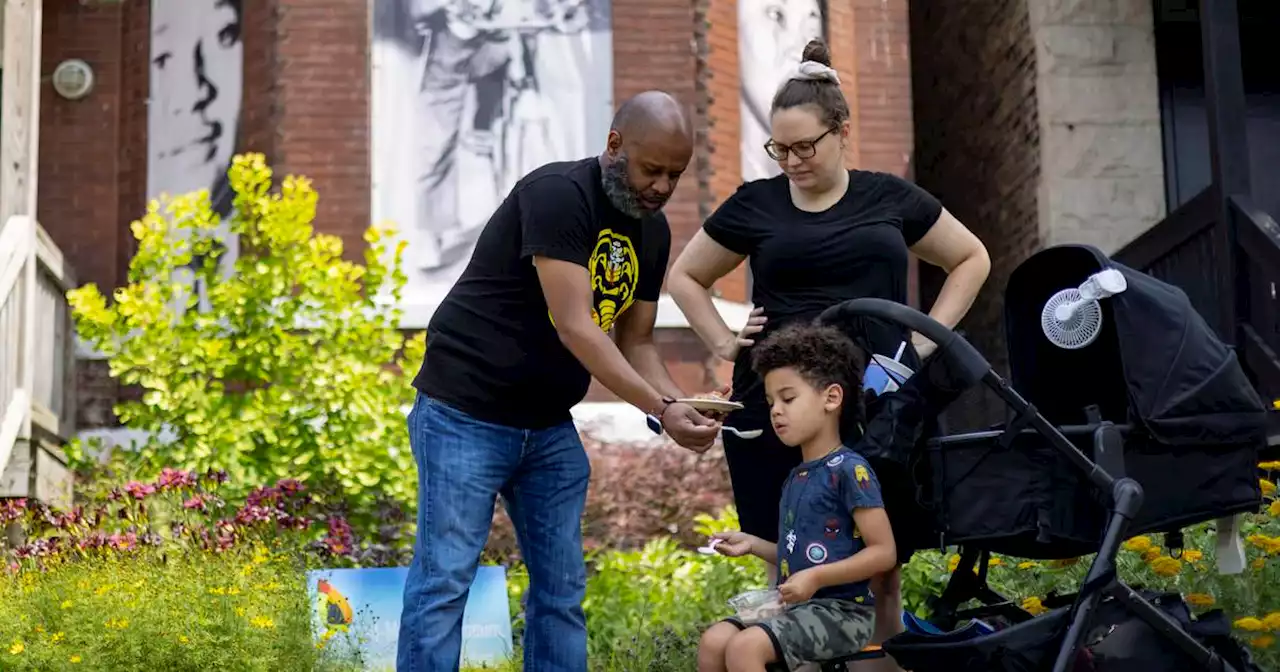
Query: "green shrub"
66 153 423 544
0 468 367 671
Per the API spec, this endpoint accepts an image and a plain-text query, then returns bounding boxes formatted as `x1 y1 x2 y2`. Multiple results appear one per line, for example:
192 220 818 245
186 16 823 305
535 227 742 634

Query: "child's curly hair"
750 322 868 426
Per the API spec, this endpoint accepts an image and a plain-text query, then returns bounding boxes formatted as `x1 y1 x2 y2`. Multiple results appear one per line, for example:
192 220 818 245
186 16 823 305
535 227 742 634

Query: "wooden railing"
1115 190 1280 399
1232 195 1280 398
0 216 76 498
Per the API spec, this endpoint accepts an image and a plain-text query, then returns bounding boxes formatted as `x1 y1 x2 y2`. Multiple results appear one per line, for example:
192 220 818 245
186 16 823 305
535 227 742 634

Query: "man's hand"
710 530 758 557
778 568 821 604
661 402 720 453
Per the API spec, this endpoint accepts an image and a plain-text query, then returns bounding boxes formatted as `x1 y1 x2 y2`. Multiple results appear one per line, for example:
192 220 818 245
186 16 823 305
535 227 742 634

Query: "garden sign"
308 565 514 669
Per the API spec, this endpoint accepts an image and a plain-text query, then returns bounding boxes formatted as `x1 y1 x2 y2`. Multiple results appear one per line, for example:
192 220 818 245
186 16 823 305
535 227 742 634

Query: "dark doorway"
1154 0 1280 216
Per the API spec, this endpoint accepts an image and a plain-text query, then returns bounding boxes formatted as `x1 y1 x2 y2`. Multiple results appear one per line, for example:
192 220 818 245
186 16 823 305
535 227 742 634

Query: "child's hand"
710 531 755 557
778 569 820 604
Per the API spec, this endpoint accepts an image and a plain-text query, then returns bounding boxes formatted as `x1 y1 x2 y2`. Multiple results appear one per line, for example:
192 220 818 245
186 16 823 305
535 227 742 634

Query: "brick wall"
39 0 127 294
908 0 1042 429
272 0 372 261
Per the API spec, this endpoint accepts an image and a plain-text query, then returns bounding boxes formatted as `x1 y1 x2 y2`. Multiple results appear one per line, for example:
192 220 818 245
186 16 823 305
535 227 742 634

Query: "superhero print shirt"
775 446 885 603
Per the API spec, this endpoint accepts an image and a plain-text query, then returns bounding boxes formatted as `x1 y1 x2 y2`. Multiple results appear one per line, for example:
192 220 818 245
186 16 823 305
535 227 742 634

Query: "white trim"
0 391 29 476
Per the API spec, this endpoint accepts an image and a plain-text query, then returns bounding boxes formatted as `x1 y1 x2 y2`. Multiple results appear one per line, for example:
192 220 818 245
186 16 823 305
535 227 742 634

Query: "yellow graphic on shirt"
854 464 871 489
590 229 639 332
546 229 639 333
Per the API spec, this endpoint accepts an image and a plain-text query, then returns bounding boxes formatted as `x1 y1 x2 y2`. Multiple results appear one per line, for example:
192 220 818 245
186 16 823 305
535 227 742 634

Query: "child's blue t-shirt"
775 446 885 603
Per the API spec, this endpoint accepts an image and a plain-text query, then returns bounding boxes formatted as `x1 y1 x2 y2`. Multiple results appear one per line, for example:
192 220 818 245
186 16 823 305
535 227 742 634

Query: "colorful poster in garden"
308 565 514 669
738 0 827 182
146 0 244 303
370 0 615 327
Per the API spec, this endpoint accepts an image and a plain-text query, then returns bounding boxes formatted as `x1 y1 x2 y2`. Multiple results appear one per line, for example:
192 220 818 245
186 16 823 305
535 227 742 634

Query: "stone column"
1029 0 1167 254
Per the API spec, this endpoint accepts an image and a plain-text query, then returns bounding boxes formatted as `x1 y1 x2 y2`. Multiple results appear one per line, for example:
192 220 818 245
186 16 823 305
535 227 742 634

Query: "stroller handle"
818 298 992 386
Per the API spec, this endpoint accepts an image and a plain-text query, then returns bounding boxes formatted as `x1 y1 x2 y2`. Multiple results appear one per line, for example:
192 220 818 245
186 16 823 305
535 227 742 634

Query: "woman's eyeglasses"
764 127 837 162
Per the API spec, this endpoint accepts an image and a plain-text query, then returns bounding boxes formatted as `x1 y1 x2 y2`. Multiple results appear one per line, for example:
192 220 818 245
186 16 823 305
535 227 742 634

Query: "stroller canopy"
1004 245 1266 447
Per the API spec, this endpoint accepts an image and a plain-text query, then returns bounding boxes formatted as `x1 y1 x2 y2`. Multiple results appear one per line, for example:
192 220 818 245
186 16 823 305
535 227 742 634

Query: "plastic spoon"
723 426 763 439
697 538 723 555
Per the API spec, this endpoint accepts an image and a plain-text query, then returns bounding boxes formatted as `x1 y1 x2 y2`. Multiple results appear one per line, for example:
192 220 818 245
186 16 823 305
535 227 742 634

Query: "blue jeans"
397 394 590 672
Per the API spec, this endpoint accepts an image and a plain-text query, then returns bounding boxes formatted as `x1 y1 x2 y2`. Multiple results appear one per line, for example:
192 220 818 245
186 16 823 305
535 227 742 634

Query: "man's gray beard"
602 154 658 221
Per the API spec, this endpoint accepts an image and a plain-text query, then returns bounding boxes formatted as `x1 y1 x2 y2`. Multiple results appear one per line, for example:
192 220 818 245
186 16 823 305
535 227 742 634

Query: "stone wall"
1030 0 1166 253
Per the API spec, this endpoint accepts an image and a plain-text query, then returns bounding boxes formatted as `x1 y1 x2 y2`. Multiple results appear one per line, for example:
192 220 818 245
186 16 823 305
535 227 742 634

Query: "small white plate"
678 397 745 413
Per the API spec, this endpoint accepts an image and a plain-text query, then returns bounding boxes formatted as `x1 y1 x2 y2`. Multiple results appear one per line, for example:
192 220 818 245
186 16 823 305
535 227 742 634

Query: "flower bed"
0 469 367 671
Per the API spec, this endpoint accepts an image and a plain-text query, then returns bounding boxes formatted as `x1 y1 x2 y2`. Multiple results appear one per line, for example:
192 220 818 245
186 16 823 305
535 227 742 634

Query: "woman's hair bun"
801 38 832 67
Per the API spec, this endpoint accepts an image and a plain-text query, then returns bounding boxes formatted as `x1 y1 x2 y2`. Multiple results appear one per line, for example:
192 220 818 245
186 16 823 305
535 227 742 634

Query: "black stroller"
819 245 1268 672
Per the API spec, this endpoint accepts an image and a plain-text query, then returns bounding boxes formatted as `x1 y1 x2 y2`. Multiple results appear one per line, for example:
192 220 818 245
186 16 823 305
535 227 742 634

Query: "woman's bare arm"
668 230 751 361
909 208 990 350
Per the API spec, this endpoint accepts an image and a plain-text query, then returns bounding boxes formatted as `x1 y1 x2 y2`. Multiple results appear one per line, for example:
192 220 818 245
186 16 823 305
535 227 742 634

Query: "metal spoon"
723 426 763 440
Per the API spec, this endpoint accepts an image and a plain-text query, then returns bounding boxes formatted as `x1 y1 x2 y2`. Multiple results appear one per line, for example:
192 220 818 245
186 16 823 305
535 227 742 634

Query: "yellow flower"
1182 549 1203 563
208 587 226 596
1142 547 1162 563
1269 500 1280 518
1252 634 1275 648
104 618 129 630
60 600 73 610
9 641 23 655
179 636 189 644
51 632 65 643
1123 536 1152 552
235 607 246 617
1262 479 1277 497
988 557 1004 567
249 616 275 629
1247 535 1280 555
1017 561 1039 570
34 625 44 634
1186 593 1215 607
1235 617 1265 632
1021 596 1048 616
1259 461 1280 471
93 584 111 596
228 587 241 596
69 654 82 664
1262 613 1280 630
1150 556 1182 577
947 554 960 571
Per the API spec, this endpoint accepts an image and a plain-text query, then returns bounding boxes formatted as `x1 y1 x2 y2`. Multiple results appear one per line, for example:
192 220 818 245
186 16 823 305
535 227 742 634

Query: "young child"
697 323 898 672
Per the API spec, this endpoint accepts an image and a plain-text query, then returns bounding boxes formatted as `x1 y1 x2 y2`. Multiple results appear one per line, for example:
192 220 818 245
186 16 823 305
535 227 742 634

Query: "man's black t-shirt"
412 157 671 429
703 170 943 418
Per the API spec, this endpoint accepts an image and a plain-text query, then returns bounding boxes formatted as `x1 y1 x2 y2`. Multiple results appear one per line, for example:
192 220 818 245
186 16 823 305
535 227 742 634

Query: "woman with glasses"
669 38 989 669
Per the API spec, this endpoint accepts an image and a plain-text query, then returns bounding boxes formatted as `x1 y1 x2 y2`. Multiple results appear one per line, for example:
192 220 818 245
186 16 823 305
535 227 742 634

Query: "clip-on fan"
1040 269 1127 349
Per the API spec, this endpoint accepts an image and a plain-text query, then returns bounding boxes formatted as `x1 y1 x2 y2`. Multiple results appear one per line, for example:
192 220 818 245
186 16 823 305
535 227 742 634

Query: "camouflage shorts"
725 598 876 670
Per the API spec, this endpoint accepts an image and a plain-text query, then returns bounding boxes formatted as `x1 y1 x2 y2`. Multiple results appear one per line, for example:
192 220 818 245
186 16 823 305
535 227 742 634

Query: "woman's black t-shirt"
703 170 943 422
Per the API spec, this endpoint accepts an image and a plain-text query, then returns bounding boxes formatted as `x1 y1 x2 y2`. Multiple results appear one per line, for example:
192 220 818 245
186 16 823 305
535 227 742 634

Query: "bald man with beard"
399 91 723 672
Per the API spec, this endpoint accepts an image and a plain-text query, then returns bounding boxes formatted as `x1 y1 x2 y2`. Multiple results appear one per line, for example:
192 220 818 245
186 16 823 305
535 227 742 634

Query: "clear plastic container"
728 588 785 624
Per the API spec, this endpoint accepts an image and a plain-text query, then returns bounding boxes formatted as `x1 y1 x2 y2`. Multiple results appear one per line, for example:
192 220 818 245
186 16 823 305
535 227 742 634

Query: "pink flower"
183 495 207 512
122 481 156 501
108 532 138 552
156 467 197 490
0 498 27 524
